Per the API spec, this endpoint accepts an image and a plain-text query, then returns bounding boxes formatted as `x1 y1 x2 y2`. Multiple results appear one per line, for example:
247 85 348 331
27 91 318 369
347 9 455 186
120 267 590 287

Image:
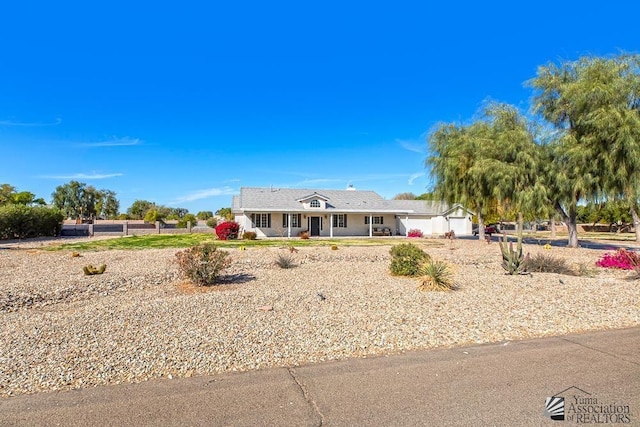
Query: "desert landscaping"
1 237 639 398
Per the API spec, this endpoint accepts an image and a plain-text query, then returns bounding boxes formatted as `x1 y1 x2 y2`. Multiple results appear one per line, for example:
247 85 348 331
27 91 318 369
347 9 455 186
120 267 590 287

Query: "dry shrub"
524 253 575 275
275 252 296 269
175 243 231 286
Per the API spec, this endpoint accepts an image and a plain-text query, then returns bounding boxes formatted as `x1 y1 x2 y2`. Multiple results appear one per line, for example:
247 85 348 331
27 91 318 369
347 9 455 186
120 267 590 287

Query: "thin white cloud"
41 173 124 180
170 186 237 204
0 117 62 127
78 137 142 147
396 138 426 154
408 172 425 185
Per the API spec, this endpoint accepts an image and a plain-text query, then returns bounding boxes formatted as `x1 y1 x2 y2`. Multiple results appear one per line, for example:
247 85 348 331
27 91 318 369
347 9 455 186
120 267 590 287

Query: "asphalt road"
1 327 638 426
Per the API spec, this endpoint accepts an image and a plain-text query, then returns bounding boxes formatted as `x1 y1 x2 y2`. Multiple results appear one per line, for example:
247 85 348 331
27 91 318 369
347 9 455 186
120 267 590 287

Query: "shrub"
407 229 423 238
418 259 455 291
389 243 431 276
0 205 63 240
177 213 198 228
299 230 309 239
242 231 257 240
596 249 640 270
175 243 231 286
206 217 218 228
524 253 574 275
215 221 239 240
331 244 338 250
275 252 296 269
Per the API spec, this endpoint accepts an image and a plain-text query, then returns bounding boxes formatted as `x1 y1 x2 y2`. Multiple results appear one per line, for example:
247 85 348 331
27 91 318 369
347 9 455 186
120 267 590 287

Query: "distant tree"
127 200 156 220
0 184 45 206
97 190 120 219
415 193 435 200
144 209 166 224
0 184 16 205
197 211 214 220
215 207 234 220
177 213 198 228
51 181 103 220
393 192 417 200
170 207 189 218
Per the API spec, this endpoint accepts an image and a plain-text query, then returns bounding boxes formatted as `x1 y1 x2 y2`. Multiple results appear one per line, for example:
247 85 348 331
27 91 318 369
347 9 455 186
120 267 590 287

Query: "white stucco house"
231 187 474 238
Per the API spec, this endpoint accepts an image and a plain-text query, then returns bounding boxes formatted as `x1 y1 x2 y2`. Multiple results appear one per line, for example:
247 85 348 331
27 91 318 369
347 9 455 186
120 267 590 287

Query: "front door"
310 217 320 236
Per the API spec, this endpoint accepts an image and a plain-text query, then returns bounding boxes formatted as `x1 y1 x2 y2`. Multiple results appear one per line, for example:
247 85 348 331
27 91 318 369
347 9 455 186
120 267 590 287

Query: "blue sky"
1 1 638 214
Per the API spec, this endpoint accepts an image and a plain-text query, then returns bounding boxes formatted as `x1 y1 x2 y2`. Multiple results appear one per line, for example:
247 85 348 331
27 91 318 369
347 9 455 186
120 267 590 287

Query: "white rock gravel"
1 239 639 397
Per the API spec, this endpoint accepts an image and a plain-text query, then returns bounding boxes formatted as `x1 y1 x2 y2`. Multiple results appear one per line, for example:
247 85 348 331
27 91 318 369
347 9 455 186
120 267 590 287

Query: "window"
282 213 302 228
332 214 347 228
252 213 271 228
365 216 384 225
310 199 321 208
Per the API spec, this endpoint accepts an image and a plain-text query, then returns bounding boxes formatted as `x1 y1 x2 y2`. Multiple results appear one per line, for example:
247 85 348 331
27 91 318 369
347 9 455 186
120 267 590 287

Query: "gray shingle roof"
232 187 466 215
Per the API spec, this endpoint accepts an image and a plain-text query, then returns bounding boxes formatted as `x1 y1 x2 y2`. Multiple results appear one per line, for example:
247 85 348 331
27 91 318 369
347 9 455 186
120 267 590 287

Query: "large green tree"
427 103 544 240
51 181 119 220
529 54 640 245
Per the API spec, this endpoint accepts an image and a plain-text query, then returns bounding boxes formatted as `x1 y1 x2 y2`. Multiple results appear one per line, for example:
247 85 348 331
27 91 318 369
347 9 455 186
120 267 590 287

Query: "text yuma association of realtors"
568 395 631 424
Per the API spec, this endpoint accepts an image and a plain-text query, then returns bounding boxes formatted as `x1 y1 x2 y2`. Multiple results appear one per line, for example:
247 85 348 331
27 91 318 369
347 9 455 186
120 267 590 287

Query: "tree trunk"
555 202 579 248
477 210 485 241
550 217 557 239
630 205 640 243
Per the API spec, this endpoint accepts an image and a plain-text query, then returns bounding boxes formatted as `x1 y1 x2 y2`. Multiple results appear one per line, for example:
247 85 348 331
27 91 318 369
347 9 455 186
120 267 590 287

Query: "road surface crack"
288 367 324 426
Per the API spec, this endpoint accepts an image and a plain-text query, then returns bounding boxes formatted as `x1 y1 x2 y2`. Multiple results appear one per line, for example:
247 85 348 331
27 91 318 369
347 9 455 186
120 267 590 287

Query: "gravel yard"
1 239 639 397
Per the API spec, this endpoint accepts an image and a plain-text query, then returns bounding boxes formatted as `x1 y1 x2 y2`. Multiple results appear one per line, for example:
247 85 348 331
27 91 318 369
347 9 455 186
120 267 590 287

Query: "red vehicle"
472 224 499 236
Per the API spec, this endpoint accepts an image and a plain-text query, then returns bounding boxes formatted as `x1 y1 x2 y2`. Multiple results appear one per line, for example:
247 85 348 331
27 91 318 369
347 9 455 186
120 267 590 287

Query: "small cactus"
71 252 82 258
83 264 107 275
331 245 338 250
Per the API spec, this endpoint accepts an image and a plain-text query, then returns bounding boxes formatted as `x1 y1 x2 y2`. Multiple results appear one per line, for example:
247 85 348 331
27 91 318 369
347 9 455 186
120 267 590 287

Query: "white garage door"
449 217 468 235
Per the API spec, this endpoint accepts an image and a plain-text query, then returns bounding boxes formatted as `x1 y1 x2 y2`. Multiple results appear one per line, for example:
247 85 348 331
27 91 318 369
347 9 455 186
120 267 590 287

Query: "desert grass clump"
175 243 231 286
83 264 106 275
242 231 257 240
331 244 338 250
389 243 431 276
524 253 575 275
417 259 455 292
275 252 296 269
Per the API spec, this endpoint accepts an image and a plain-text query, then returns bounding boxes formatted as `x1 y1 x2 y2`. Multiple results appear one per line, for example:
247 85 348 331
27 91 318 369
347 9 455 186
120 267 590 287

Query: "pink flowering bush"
407 229 424 238
595 249 640 270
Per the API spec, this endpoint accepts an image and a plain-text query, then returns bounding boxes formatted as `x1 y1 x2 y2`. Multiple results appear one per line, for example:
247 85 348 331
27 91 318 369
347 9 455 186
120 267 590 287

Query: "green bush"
177 213 198 228
242 231 257 240
206 217 218 228
0 205 64 240
175 243 231 286
389 243 431 276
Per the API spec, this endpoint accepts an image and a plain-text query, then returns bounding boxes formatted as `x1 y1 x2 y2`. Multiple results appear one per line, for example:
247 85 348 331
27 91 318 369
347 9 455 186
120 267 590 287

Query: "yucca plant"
275 252 296 269
498 227 528 275
417 259 455 291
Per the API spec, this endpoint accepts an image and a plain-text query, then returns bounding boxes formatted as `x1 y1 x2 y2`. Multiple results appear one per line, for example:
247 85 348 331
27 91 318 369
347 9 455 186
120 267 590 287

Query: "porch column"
369 214 373 237
329 214 333 237
405 215 409 237
288 213 291 238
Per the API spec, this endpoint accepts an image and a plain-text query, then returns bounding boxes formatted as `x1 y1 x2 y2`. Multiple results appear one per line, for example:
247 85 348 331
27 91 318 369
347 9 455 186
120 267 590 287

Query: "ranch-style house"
231 187 474 238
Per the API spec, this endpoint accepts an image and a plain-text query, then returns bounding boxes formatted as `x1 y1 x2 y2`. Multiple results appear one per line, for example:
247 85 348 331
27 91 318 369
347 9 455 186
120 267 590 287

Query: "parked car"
472 224 500 236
